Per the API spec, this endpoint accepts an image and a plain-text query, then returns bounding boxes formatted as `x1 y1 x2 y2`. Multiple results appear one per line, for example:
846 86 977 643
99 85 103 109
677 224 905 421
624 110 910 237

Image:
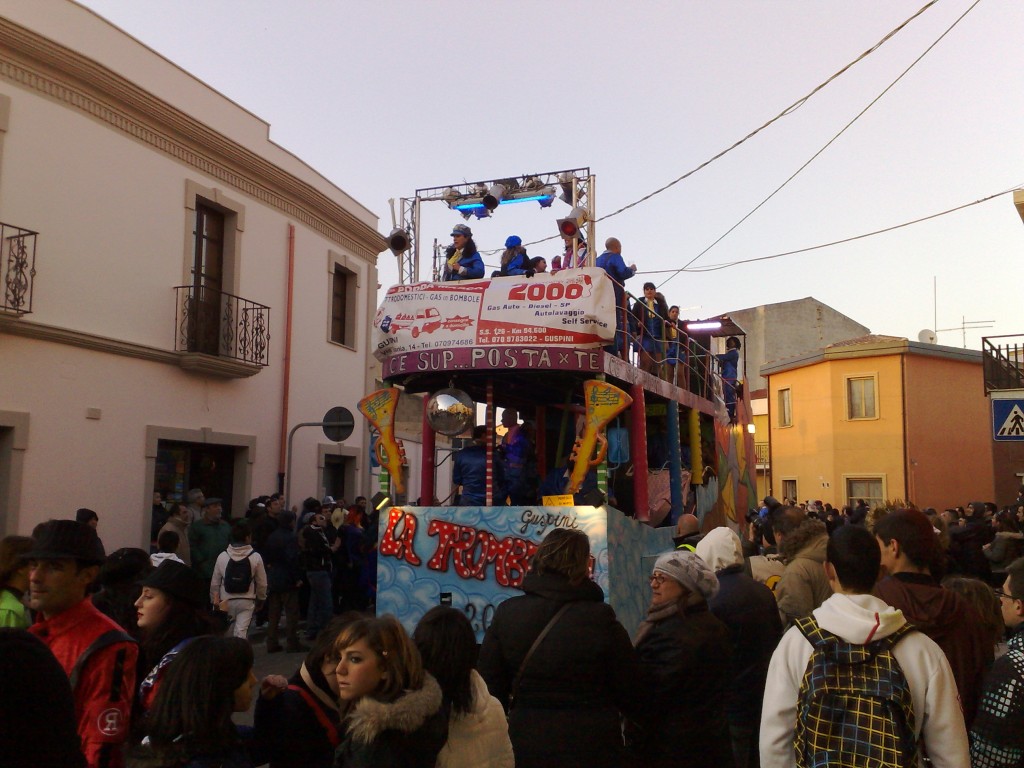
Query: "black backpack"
223 555 253 594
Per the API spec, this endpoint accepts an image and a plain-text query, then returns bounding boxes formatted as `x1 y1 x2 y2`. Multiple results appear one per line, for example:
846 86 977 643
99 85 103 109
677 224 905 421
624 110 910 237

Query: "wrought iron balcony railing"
754 441 769 465
175 285 270 367
1 222 38 314
982 334 1024 393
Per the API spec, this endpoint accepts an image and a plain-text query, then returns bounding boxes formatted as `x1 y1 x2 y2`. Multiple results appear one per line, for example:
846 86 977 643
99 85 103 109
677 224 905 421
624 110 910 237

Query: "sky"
77 0 1024 351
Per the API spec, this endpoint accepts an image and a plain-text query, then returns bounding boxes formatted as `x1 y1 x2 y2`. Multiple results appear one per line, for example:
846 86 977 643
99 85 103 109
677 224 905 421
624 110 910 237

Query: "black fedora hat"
138 560 207 608
23 520 105 565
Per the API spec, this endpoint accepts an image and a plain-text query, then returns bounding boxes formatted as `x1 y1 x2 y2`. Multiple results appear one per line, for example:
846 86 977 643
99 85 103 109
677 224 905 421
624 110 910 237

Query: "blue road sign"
992 399 1024 441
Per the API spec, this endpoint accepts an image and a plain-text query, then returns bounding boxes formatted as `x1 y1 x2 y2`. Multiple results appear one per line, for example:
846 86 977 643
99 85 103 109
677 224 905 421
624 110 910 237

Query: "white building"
0 1 384 547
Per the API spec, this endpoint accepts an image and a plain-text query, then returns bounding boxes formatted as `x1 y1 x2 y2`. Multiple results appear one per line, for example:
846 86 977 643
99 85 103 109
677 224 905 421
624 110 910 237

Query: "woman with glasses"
625 549 733 768
478 528 642 768
969 557 1024 764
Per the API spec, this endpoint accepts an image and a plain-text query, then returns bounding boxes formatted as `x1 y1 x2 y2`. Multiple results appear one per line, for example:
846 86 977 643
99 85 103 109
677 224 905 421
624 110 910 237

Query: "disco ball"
426 388 475 436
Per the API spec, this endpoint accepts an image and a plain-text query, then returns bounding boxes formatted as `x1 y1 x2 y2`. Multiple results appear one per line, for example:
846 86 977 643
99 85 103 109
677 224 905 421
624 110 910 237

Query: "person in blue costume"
496 235 532 277
453 426 488 506
442 224 484 281
595 237 636 354
717 336 741 421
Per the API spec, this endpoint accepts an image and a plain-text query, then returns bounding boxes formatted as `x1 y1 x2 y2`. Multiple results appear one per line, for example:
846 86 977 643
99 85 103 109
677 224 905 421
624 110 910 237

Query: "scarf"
300 662 340 712
447 248 463 271
633 597 683 646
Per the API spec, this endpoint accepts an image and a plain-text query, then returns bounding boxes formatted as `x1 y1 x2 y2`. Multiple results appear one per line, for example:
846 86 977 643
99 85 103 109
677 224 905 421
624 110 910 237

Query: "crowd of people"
3 491 1024 767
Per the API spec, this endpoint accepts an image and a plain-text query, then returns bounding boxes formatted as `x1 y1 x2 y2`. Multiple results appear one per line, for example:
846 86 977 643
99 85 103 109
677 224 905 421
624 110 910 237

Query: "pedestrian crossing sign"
993 399 1024 441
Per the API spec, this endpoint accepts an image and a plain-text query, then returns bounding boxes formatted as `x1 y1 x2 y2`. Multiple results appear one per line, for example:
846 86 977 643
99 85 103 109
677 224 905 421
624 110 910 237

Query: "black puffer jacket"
477 572 642 768
625 603 733 768
708 564 782 725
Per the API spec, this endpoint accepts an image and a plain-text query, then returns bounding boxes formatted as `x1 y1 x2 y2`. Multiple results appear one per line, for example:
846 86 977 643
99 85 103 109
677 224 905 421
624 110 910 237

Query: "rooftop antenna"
936 316 994 348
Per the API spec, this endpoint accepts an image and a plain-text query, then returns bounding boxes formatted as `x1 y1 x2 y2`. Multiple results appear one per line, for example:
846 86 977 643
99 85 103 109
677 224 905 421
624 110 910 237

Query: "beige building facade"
0 2 384 547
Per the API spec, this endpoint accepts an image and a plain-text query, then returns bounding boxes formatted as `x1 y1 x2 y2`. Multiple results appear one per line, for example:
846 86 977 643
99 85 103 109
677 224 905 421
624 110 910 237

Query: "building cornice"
0 315 260 378
761 338 982 377
0 17 386 260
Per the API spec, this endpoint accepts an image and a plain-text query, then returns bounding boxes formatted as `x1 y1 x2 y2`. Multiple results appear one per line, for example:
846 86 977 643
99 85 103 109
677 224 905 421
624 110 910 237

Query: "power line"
512 0 941 254
638 185 1021 276
657 0 983 290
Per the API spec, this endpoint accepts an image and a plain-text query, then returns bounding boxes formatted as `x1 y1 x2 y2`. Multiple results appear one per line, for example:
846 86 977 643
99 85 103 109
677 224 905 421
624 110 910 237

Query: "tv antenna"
936 316 994 348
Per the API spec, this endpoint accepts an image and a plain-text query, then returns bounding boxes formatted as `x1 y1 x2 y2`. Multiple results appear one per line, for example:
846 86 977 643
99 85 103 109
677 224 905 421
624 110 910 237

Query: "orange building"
764 335 995 510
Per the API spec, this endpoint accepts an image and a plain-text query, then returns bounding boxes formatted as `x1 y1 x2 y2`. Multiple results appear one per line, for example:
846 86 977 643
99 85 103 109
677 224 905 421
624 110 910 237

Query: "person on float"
442 224 484 281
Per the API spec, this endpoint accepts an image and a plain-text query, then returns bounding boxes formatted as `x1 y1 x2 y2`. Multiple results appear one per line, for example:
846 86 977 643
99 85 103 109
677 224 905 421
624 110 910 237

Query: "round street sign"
322 406 354 442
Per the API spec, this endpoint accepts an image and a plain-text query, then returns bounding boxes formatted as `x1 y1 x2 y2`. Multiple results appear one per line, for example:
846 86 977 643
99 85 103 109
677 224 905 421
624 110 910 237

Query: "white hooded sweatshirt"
210 543 268 603
760 592 969 768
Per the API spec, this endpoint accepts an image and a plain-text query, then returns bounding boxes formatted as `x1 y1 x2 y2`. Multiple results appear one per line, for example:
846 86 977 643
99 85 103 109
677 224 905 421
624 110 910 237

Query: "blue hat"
504 235 522 248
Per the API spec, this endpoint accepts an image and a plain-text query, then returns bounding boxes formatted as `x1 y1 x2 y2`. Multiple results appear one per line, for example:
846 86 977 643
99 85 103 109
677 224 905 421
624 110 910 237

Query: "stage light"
482 184 506 211
558 171 577 205
747 423 756 434
557 206 588 238
386 227 411 256
371 491 391 511
685 321 723 332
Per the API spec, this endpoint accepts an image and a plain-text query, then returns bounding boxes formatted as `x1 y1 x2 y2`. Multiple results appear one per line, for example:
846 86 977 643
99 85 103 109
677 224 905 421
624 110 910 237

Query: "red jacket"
29 599 138 768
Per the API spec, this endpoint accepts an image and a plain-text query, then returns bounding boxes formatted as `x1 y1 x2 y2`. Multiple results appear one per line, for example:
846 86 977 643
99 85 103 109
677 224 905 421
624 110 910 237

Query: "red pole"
486 379 495 506
536 405 547 483
420 397 435 505
631 383 649 521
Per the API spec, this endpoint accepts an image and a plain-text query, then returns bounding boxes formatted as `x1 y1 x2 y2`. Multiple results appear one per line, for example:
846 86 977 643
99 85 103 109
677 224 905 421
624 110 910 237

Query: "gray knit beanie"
652 550 720 601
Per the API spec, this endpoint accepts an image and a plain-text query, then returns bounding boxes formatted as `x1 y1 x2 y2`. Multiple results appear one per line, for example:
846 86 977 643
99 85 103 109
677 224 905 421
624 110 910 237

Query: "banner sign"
373 269 616 376
376 505 610 641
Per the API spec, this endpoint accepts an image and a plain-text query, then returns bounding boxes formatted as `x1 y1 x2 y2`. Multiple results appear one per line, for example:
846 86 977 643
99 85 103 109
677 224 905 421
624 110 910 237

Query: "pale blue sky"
78 0 1024 350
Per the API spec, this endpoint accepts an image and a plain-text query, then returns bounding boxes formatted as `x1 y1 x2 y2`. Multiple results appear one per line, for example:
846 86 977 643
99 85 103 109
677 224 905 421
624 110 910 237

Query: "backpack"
223 554 253 594
795 616 918 768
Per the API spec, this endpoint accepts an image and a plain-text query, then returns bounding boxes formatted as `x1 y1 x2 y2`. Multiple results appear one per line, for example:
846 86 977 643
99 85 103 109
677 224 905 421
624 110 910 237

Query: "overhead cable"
657 0 984 290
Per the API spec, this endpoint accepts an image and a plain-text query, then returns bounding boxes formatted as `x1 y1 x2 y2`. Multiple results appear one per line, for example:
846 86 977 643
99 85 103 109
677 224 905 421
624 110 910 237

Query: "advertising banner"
373 268 616 376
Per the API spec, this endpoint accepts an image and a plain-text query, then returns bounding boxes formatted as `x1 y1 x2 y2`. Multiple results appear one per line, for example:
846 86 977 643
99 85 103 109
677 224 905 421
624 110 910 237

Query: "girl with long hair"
129 636 257 768
134 560 222 715
331 615 448 768
413 606 513 768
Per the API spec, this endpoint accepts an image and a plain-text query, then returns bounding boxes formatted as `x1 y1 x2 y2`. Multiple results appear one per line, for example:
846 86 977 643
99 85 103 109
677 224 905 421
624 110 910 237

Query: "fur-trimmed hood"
345 673 444 746
779 518 827 563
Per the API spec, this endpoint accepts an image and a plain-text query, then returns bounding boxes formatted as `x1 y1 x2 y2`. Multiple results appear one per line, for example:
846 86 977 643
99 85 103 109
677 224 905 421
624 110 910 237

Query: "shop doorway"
155 440 236 514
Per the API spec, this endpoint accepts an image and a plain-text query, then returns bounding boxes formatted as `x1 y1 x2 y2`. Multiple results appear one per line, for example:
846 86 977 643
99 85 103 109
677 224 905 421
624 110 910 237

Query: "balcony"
175 285 270 375
982 334 1024 393
0 222 38 315
755 441 769 467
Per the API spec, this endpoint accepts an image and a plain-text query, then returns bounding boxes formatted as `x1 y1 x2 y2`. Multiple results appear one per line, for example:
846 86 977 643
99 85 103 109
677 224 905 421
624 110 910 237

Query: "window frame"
845 373 879 421
327 251 358 350
778 387 793 428
781 478 797 503
844 475 886 510
183 181 245 296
